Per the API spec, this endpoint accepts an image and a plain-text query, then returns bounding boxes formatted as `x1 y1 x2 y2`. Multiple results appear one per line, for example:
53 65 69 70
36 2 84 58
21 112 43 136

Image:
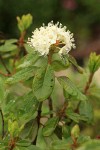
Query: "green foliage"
43 117 59 136
88 52 100 73
0 39 17 52
36 127 47 149
66 108 87 123
50 139 72 150
77 140 100 150
66 54 84 74
0 77 5 103
51 53 70 71
71 124 80 139
79 100 94 124
7 66 37 84
32 64 55 101
0 14 100 150
17 52 40 69
8 120 21 137
58 76 87 101
17 14 33 32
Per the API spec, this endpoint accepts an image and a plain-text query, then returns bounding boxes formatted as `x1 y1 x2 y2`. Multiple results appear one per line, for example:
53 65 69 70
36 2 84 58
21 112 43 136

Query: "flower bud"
17 14 33 32
71 124 80 139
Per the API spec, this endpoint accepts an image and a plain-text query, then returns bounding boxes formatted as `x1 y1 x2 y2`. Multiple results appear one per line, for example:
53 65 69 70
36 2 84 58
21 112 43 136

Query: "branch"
13 31 27 70
0 70 12 77
37 102 42 127
0 55 11 74
48 97 53 118
57 101 67 119
84 73 94 94
75 72 94 113
0 109 4 139
12 48 20 70
8 138 16 150
32 102 42 144
18 31 26 46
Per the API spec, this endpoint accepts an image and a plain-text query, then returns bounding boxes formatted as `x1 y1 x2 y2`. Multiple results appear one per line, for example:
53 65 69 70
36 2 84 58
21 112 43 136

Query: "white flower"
28 21 75 56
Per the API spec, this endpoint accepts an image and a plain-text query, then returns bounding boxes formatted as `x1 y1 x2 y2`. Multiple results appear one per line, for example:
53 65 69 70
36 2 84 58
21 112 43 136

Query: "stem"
84 73 94 94
75 72 94 113
8 138 16 150
58 101 67 119
0 71 12 77
32 102 42 144
0 109 5 139
19 31 26 46
48 53 52 64
13 31 26 71
48 97 53 118
47 49 54 64
37 102 42 127
71 137 78 150
12 48 20 70
0 55 11 74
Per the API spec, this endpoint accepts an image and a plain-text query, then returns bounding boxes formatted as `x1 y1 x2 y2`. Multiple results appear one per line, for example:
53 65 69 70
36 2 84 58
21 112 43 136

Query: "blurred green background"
0 0 100 138
0 0 100 59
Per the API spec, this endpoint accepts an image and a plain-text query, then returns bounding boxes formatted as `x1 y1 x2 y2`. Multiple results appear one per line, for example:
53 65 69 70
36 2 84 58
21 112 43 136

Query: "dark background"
0 0 100 58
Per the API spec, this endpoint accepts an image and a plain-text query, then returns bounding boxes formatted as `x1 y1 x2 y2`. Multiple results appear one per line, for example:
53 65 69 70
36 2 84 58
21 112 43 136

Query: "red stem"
84 73 94 94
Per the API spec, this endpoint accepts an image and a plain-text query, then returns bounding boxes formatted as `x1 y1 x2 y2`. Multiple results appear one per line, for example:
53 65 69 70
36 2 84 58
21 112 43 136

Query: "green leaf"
27 145 43 150
0 146 6 150
44 133 59 145
77 140 100 150
58 76 87 101
18 52 40 69
17 14 33 32
5 39 17 44
77 135 91 145
33 64 55 101
66 54 84 74
36 127 47 149
79 100 93 123
8 120 19 137
6 66 37 84
66 108 87 123
89 86 100 99
43 117 59 136
14 145 41 150
16 91 39 123
4 91 39 124
71 124 80 139
16 139 31 147
20 120 38 142
0 77 5 103
24 44 35 53
51 53 70 71
0 138 8 149
0 39 17 52
7 82 31 96
62 125 71 139
88 53 100 73
51 139 71 150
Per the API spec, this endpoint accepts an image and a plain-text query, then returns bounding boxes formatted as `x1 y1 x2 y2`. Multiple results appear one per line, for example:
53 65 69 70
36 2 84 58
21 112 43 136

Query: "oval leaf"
43 117 59 136
18 52 40 69
57 76 87 101
32 65 55 101
77 140 100 150
6 66 37 84
79 100 93 124
67 54 84 74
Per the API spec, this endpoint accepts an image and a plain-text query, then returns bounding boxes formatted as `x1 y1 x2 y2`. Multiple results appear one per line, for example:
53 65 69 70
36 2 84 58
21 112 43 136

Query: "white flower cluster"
28 21 75 56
